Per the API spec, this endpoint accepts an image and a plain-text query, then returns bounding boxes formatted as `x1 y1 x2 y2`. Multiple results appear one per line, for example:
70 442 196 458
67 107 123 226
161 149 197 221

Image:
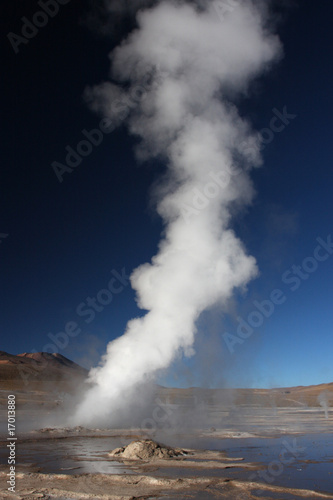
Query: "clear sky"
1 1 333 389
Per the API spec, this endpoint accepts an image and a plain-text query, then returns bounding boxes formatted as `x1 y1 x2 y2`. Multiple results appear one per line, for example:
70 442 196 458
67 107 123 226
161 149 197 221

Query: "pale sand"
2 470 333 499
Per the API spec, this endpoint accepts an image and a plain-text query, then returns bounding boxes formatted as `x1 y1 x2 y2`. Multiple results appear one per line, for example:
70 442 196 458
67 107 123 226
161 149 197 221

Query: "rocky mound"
110 439 186 461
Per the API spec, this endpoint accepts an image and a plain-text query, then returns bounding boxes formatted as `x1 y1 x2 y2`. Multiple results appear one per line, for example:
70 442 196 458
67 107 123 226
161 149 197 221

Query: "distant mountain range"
0 351 332 409
0 351 88 381
159 383 333 408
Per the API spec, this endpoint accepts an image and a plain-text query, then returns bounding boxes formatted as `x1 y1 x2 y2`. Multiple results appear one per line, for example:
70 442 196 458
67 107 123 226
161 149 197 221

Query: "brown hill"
158 383 333 408
0 351 88 384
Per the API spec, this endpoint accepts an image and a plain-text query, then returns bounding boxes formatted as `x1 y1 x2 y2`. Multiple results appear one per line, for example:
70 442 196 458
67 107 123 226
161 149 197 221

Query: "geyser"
71 0 281 426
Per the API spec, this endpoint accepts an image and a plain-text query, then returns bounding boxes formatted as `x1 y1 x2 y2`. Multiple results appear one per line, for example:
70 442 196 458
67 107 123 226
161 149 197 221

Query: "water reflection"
3 436 133 475
1 432 332 495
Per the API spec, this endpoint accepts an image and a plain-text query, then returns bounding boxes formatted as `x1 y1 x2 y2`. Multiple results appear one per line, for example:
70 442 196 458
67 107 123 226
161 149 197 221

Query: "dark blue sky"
1 1 333 388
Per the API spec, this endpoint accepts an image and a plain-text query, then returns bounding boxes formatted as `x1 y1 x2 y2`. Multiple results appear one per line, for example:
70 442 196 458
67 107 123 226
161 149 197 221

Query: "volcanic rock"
110 439 186 460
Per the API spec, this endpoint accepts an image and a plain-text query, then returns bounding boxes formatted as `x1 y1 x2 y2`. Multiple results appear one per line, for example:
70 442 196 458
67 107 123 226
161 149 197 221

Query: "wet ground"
160 432 333 495
0 435 133 475
1 401 333 498
1 431 332 496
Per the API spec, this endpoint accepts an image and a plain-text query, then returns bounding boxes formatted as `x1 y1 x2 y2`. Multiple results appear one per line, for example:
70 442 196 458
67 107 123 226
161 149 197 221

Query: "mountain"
1 351 332 409
0 351 88 382
157 383 333 408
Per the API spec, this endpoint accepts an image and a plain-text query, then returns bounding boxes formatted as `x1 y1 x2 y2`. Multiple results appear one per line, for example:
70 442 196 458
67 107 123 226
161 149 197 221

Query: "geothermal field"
2 0 333 498
1 351 333 499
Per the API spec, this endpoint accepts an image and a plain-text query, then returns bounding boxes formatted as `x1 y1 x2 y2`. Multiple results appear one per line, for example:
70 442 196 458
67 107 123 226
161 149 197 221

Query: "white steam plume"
318 391 333 419
71 0 281 426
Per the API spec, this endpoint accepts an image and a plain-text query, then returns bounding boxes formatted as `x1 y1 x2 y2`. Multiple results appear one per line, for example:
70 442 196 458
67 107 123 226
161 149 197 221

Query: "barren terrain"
1 351 332 499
